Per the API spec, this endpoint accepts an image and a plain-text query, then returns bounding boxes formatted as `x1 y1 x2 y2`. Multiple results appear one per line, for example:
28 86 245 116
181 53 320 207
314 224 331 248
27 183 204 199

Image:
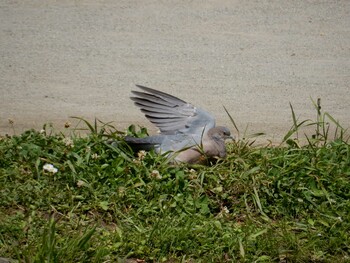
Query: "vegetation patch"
1 102 349 262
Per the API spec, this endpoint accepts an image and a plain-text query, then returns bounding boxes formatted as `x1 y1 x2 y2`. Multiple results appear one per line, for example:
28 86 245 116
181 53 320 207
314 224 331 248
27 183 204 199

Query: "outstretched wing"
131 85 216 135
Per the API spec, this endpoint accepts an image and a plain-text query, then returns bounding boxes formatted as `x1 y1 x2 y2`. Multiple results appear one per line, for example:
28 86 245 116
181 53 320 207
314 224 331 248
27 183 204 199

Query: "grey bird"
125 85 233 164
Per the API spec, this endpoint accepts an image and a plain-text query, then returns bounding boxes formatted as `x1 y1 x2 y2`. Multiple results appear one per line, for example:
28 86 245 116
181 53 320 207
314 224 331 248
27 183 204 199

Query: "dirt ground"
1 1 349 142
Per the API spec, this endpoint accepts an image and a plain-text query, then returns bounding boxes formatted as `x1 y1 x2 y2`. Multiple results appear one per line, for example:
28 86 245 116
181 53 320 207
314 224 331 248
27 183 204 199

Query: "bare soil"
1 1 349 142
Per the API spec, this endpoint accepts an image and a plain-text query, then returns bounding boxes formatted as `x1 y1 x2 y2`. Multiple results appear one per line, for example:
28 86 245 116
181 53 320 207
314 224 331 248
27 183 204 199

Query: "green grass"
0 102 349 262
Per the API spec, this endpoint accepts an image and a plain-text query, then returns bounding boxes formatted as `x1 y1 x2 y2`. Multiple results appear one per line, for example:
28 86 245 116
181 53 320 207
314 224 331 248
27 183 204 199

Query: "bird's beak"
225 135 235 141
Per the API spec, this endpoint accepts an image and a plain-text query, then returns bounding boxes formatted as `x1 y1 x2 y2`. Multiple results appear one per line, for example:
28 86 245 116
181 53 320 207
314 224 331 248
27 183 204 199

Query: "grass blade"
223 105 240 134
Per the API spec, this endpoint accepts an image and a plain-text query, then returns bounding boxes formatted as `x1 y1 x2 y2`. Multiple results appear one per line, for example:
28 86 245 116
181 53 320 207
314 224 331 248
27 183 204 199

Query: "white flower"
77 180 85 187
43 163 58 174
188 168 197 179
150 170 162 180
63 137 74 148
91 153 99 160
137 150 146 160
223 206 230 214
132 158 141 165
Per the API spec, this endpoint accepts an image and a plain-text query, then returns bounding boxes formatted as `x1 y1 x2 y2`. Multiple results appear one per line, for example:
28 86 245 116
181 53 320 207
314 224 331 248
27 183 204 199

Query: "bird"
124 85 233 164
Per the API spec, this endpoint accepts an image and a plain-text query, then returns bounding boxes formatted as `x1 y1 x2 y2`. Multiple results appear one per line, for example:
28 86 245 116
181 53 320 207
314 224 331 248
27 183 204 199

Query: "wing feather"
132 85 216 135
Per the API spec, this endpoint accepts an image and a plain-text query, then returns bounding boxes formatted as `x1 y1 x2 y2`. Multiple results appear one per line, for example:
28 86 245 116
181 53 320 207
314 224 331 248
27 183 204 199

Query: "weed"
0 102 349 262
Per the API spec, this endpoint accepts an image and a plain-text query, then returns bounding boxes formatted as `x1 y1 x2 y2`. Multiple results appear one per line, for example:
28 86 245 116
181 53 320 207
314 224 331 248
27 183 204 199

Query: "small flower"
222 206 230 214
188 168 197 179
43 163 58 174
217 206 230 218
132 158 141 165
337 217 342 222
137 150 146 160
40 129 45 134
63 137 74 148
91 153 99 160
317 233 322 237
77 180 85 187
150 170 162 180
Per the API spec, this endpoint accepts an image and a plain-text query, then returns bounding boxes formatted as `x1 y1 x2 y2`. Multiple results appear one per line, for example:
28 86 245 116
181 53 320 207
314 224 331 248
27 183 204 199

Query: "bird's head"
208 126 234 141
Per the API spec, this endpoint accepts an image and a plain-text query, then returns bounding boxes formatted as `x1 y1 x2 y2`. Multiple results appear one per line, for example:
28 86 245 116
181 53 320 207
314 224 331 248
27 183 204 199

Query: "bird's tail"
124 135 164 152
124 136 154 151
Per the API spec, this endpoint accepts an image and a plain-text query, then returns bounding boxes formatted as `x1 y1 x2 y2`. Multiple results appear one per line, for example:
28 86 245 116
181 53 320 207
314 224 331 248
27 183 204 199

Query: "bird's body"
125 85 233 164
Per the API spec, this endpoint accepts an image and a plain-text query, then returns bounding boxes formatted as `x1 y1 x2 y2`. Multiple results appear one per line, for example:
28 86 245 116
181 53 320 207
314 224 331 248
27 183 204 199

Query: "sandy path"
1 1 349 142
